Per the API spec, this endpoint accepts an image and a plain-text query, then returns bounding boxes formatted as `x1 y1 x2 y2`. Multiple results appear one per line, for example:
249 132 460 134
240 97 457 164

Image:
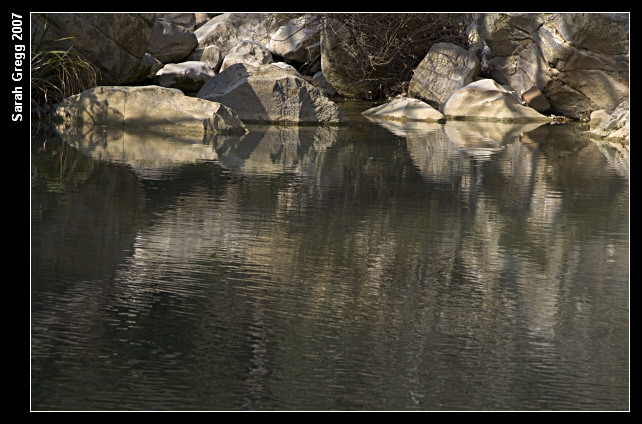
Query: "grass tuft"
31 24 98 120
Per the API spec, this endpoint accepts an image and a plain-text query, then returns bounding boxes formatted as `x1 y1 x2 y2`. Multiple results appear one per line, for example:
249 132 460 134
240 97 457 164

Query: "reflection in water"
54 124 225 180
32 109 629 411
211 124 343 177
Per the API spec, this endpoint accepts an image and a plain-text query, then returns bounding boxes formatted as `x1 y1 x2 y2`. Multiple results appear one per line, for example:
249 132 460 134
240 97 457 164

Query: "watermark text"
11 13 24 122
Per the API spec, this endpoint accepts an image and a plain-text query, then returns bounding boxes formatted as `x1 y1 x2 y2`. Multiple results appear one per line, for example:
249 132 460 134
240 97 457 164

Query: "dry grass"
31 25 98 120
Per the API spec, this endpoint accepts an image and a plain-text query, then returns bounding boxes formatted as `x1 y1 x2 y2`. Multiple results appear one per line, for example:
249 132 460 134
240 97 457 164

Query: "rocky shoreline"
34 12 629 142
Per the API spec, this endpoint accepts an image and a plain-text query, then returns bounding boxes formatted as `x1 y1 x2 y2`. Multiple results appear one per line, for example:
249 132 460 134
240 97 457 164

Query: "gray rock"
156 61 216 93
479 12 629 119
186 45 223 72
362 97 445 122
194 13 273 57
408 42 481 110
220 40 273 72
268 14 321 63
442 79 553 122
31 13 156 85
196 63 348 124
148 19 198 64
54 85 247 135
588 98 629 141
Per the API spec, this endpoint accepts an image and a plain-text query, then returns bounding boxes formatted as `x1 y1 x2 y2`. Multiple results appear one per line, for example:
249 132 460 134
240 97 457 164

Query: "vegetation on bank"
31 14 473 118
312 13 473 99
31 25 97 120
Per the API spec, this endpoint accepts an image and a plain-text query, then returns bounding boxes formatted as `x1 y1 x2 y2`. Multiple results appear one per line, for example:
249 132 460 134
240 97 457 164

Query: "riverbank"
32 12 629 142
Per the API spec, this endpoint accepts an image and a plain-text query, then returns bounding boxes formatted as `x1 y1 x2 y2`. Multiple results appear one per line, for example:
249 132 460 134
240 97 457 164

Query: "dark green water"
30 102 629 411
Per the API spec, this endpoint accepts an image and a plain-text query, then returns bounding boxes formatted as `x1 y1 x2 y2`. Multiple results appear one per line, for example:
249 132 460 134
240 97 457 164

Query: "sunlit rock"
588 97 629 142
362 97 446 123
194 12 273 56
521 86 551 113
219 40 274 72
54 85 247 135
186 45 224 72
268 14 320 63
408 42 481 110
442 79 553 123
196 63 348 124
156 61 216 93
478 13 629 119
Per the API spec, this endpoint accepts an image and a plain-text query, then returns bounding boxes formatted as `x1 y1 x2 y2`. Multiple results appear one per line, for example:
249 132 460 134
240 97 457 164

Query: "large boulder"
148 19 198 64
54 85 247 135
478 12 629 119
219 40 274 72
268 14 321 64
442 79 553 122
362 97 445 122
319 17 381 99
194 13 273 57
155 61 216 93
196 63 348 124
31 13 156 85
408 42 481 110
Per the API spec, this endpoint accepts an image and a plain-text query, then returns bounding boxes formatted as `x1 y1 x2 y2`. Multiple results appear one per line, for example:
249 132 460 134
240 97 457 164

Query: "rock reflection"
212 124 342 177
54 123 344 180
54 124 231 179
32 110 629 410
443 120 546 161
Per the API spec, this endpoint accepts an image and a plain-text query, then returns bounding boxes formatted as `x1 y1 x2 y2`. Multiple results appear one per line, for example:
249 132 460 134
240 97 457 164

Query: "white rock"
156 61 216 93
442 79 553 122
362 97 445 122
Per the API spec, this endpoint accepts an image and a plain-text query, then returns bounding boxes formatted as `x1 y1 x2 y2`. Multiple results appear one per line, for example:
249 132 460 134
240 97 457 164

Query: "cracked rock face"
196 63 348 125
408 42 481 111
478 13 629 119
32 13 157 85
54 86 247 135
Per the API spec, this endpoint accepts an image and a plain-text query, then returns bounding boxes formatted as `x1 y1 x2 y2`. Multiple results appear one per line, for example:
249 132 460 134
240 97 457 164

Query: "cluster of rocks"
35 12 628 141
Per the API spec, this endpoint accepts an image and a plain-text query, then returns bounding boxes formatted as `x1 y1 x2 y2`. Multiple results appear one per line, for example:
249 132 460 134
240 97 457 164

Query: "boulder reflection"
54 124 225 179
54 123 344 180
33 113 629 410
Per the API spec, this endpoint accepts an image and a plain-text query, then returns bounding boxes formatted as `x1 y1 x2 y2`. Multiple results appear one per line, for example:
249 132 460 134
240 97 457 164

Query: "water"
30 101 629 411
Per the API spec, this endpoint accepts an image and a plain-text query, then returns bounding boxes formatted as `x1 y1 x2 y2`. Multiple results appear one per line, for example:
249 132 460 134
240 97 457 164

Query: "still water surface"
31 102 629 411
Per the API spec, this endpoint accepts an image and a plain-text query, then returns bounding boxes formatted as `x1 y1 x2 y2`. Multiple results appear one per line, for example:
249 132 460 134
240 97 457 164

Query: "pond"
30 101 629 411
